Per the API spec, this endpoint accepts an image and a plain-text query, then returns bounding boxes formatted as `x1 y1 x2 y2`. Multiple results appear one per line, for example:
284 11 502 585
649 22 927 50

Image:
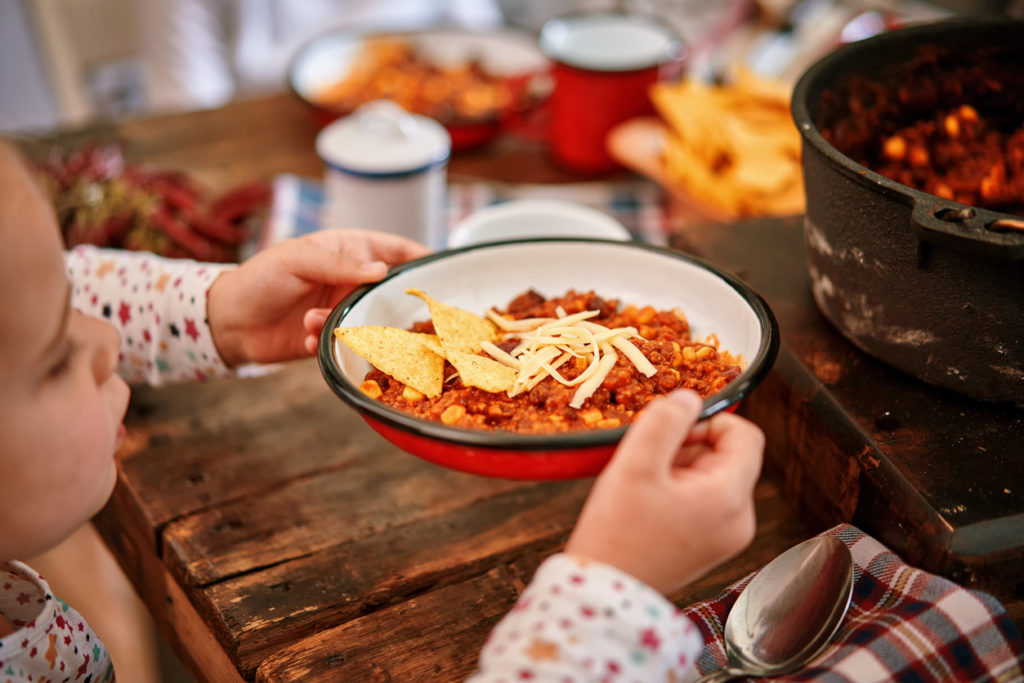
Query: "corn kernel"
909 146 929 167
402 386 425 402
670 342 683 367
440 404 466 425
682 346 697 362
981 176 996 200
959 104 979 122
359 380 382 400
636 306 657 324
596 418 621 429
882 135 906 160
580 409 604 426
696 346 715 360
944 114 960 138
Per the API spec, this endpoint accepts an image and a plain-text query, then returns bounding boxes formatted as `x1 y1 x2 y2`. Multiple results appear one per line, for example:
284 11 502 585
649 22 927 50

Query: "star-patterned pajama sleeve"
65 245 237 385
0 561 115 683
469 554 702 682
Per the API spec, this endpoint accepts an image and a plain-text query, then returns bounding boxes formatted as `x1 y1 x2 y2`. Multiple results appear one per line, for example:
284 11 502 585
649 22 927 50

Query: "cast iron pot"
791 18 1024 405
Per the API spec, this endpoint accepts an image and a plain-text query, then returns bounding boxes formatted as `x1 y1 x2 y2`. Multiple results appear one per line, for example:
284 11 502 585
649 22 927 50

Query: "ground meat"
820 44 1024 215
366 289 744 434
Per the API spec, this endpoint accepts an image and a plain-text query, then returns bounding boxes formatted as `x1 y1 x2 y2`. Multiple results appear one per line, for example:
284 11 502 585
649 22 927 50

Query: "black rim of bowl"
317 238 780 452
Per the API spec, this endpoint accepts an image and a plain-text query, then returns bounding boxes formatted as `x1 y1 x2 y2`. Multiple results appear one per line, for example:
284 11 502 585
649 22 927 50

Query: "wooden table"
47 93 817 682
46 92 1021 680
670 217 1024 624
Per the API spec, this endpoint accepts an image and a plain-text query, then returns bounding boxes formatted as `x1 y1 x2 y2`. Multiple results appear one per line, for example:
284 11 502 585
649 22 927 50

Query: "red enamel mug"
539 13 685 174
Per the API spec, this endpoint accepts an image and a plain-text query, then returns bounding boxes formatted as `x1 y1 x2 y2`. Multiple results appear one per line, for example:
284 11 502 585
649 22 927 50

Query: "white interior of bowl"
332 241 765 387
292 30 548 100
414 30 548 75
447 199 631 248
292 33 364 99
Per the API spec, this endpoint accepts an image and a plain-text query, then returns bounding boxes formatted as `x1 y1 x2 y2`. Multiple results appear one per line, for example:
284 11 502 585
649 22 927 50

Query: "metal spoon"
695 535 854 682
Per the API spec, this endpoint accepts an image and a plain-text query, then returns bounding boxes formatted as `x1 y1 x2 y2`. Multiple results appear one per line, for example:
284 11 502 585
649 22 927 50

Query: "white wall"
0 2 61 132
1 0 142 133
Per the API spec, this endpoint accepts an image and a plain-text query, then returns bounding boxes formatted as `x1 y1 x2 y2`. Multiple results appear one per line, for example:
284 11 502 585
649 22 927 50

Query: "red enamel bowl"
317 238 779 480
289 29 550 152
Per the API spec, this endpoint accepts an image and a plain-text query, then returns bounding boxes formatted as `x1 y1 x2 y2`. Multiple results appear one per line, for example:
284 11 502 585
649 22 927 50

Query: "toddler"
0 137 765 681
0 138 428 679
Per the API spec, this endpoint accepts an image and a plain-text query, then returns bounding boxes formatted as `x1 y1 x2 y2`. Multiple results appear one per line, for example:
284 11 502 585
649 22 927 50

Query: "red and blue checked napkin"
683 524 1024 682
254 175 674 256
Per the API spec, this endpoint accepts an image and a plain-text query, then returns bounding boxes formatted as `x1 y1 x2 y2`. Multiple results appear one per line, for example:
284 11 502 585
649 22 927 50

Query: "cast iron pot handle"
910 201 1024 261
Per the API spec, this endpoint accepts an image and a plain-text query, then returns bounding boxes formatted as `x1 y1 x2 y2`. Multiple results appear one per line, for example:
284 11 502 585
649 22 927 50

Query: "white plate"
447 199 631 248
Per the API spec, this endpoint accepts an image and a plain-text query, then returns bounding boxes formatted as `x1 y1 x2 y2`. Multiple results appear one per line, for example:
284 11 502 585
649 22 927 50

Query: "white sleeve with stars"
0 561 115 682
65 245 236 386
469 553 703 682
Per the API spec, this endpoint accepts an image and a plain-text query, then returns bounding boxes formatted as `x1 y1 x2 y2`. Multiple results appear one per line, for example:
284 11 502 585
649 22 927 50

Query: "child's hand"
565 389 764 595
207 229 429 366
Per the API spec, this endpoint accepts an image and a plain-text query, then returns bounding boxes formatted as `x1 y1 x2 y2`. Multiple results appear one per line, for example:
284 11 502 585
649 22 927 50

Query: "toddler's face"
0 147 131 561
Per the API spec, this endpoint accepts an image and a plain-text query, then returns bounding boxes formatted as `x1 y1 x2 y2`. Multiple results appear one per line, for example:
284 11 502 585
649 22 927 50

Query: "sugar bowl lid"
316 100 451 178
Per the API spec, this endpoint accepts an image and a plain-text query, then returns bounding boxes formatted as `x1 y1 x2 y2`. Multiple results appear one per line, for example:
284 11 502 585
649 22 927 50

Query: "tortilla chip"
417 333 444 357
650 68 804 219
406 288 496 354
334 326 444 398
447 351 517 393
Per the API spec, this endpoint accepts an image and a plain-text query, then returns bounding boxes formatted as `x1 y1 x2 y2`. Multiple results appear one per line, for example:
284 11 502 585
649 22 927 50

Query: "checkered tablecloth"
445 180 673 245
254 175 674 257
683 524 1024 682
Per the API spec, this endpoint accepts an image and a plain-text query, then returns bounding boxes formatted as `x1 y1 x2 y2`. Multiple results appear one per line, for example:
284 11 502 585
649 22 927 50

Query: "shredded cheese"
571 343 618 409
479 307 657 409
608 336 657 377
480 340 520 369
521 354 570 393
485 309 553 332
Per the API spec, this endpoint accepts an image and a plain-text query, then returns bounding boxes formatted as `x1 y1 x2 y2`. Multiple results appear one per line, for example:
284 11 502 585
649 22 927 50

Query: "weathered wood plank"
190 479 590 677
117 360 406 528
254 563 523 682
162 453 535 586
94 492 244 683
252 478 813 682
116 362 346 517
